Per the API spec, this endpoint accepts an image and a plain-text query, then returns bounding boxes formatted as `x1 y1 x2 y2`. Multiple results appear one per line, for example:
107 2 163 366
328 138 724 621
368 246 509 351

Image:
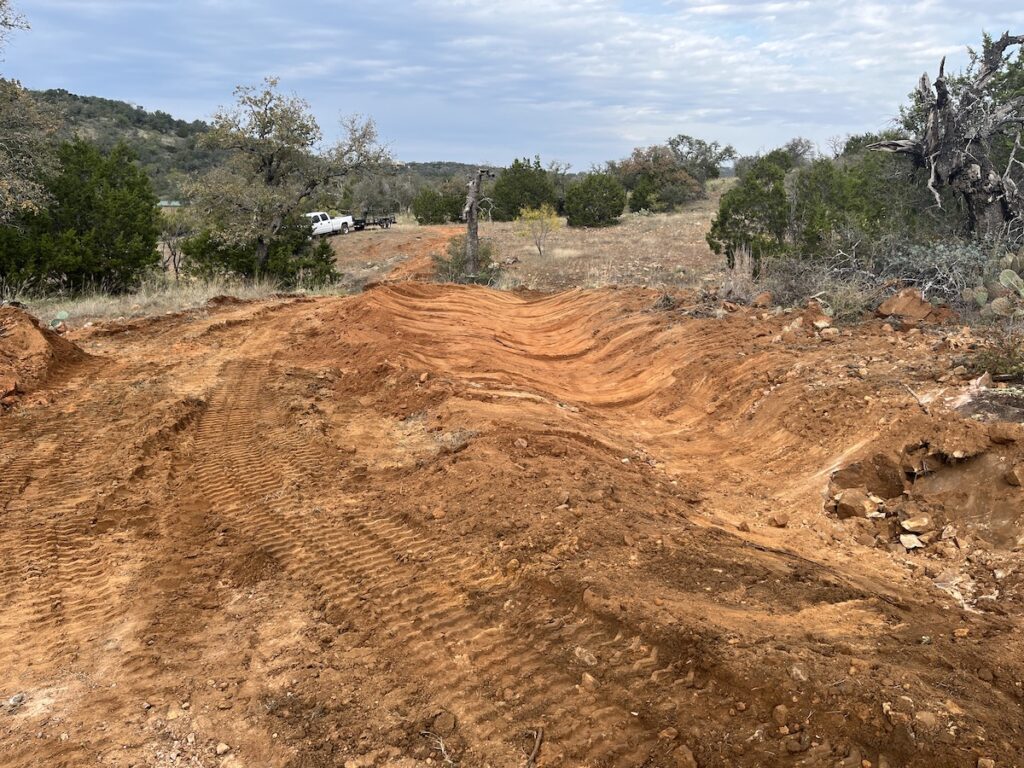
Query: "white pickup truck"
305 211 354 237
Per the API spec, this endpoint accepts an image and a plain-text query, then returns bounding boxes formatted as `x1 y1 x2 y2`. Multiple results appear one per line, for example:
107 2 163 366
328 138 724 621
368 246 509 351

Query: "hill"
30 89 223 199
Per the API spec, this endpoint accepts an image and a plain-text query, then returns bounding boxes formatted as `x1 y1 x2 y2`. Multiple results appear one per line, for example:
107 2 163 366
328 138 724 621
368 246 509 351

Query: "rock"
989 423 1018 445
580 672 599 691
736 521 750 533
1005 464 1024 487
513 438 528 449
432 710 457 736
768 513 789 528
831 455 905 499
784 733 810 753
834 487 877 519
5 693 26 714
877 288 956 323
574 646 598 666
658 727 679 740
900 533 925 550
977 759 995 768
819 327 840 340
789 664 808 683
813 319 832 330
215 743 231 756
0 376 17 398
673 745 698 768
751 291 773 308
505 558 520 572
431 508 446 520
914 711 939 731
772 704 789 726
900 516 933 534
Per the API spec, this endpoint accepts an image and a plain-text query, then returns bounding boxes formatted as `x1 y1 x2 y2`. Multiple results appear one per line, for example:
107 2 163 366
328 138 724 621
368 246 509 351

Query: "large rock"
831 454 905 499
833 487 879 519
876 288 956 323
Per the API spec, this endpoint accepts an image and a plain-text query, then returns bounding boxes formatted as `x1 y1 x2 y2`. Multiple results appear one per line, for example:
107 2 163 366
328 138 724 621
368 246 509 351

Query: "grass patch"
5 274 348 328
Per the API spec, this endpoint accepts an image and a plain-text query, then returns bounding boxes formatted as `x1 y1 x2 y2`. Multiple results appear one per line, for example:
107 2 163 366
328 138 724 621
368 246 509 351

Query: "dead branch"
903 384 931 415
420 731 458 767
524 727 544 768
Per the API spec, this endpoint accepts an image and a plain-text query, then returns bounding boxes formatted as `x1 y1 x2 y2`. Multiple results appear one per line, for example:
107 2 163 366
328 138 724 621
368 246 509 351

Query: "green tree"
564 173 626 227
707 149 795 267
628 176 655 212
186 77 386 273
608 145 700 212
667 135 737 189
411 184 463 224
0 140 160 290
182 217 337 287
491 157 556 221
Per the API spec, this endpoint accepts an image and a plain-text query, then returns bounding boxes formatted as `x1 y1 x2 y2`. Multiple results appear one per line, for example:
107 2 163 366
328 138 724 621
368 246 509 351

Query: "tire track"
193 359 666 766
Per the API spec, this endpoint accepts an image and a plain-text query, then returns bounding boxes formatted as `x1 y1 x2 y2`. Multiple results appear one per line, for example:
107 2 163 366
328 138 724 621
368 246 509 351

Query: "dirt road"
2 283 1023 768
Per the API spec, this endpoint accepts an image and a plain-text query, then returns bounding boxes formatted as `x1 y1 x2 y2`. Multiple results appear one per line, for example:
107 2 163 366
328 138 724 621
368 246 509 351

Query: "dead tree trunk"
870 32 1024 240
463 169 494 276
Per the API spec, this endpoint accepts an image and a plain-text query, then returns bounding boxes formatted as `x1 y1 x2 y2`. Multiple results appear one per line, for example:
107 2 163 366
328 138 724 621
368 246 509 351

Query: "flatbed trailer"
352 211 396 230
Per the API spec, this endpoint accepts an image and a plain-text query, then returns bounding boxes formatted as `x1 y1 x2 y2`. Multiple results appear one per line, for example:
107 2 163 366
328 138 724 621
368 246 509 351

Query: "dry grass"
477 187 727 291
12 275 330 328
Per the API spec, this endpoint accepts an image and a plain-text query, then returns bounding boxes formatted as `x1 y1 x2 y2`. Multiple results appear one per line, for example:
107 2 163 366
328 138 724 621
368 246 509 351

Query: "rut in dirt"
1 285 1023 768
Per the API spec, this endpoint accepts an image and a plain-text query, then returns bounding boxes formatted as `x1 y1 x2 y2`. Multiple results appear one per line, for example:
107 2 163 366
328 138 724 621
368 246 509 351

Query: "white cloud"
5 0 1022 164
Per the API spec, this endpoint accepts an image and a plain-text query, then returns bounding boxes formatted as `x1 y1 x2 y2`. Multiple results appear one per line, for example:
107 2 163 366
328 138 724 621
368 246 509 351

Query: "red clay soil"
0 306 87 402
1 284 1023 768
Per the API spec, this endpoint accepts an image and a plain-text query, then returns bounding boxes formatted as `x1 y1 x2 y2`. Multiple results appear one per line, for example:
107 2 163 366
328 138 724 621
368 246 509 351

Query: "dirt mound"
0 306 86 402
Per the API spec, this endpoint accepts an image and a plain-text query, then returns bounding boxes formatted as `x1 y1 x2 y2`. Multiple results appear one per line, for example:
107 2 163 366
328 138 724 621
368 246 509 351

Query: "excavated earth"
2 278 1024 768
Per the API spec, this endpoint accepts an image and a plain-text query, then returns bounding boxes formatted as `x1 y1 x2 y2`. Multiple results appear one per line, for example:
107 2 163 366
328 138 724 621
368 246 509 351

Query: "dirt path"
1 285 1023 768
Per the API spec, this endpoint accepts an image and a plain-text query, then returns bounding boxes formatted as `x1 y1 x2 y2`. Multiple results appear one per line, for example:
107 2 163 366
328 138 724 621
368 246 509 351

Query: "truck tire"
342 223 349 235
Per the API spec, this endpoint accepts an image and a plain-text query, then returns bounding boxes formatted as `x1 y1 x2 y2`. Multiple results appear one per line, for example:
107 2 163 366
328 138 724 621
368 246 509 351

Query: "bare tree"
870 32 1024 238
463 168 494 275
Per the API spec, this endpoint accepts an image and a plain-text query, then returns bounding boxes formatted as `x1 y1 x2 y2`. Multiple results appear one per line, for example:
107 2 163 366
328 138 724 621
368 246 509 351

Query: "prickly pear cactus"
968 252 1024 319
1000 269 1024 298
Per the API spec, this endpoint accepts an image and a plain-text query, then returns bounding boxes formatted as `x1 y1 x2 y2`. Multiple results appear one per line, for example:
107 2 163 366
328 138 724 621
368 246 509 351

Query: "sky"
4 0 1024 168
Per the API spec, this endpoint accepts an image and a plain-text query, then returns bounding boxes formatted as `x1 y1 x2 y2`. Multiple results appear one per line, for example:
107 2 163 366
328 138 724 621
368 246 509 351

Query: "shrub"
433 235 500 285
564 173 626 227
972 321 1024 379
491 157 557 221
182 217 339 288
0 139 160 292
515 204 563 257
608 145 700 211
411 186 463 225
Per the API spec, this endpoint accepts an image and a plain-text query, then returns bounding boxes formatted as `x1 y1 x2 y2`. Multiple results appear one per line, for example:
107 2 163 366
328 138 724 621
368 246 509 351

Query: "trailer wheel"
342 223 349 235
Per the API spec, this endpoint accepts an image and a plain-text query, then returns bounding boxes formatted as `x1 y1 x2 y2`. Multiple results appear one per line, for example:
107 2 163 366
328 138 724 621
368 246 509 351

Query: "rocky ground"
1 232 1023 768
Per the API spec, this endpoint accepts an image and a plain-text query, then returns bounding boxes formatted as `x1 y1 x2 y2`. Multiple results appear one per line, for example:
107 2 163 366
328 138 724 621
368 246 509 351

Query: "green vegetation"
411 184 464 224
564 173 626 227
183 77 386 280
31 89 222 199
490 157 558 221
433 234 500 285
516 204 563 257
0 139 160 291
